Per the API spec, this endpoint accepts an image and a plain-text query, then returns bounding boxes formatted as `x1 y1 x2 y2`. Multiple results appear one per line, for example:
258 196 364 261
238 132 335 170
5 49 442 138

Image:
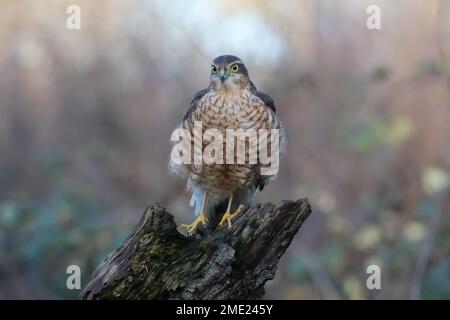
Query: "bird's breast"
196 91 268 131
186 90 274 197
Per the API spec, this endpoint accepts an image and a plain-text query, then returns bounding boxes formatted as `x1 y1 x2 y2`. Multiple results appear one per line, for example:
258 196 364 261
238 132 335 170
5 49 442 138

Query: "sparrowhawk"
170 55 286 235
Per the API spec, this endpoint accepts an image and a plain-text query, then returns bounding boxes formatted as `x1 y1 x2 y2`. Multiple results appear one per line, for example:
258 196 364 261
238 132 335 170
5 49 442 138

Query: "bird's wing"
169 88 210 178
248 82 286 191
181 88 211 217
249 81 276 112
182 88 210 123
254 90 276 113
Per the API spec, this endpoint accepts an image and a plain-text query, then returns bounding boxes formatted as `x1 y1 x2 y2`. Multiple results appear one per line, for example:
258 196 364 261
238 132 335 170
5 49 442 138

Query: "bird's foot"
218 204 245 230
179 213 209 236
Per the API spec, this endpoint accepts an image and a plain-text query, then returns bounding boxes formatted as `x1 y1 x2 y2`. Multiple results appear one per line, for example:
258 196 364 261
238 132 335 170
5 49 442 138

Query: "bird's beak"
219 69 227 82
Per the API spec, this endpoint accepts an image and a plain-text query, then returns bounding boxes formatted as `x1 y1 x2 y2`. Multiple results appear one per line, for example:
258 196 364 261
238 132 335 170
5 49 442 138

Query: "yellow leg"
180 194 209 236
218 194 245 230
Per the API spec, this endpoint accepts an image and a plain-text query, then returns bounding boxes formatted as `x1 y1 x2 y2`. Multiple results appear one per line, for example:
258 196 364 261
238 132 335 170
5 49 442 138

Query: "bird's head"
209 55 250 92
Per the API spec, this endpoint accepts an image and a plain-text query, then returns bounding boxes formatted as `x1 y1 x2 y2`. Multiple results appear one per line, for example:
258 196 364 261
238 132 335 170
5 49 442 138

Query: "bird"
170 55 286 235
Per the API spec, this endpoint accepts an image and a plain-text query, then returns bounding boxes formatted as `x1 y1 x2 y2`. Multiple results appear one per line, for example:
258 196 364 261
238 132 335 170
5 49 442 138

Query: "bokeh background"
1 0 450 299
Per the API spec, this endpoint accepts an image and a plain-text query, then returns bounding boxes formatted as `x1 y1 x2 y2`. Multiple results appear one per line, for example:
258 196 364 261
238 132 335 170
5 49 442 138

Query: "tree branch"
79 199 311 300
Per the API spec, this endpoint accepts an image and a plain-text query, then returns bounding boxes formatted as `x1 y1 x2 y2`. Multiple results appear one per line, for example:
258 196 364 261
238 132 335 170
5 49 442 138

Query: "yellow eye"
230 64 239 72
211 65 217 73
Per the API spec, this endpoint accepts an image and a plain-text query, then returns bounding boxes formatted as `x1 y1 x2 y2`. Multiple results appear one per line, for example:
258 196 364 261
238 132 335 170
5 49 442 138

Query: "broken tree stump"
79 198 311 300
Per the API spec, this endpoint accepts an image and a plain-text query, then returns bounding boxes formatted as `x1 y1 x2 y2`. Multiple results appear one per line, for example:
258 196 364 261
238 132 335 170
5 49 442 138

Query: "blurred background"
1 0 450 299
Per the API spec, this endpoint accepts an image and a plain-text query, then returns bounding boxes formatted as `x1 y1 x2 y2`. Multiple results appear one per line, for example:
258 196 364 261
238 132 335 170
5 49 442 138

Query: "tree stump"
79 198 311 300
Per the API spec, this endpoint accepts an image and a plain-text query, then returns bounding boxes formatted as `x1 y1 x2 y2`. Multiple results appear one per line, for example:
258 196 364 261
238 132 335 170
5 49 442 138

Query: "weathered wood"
79 199 311 300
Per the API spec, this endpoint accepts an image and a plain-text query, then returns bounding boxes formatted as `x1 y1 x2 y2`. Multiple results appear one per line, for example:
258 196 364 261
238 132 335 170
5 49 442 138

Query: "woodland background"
0 0 449 299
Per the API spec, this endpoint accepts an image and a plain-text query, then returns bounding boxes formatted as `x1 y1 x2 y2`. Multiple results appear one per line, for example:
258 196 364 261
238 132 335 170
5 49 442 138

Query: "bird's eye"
211 65 217 73
230 64 239 72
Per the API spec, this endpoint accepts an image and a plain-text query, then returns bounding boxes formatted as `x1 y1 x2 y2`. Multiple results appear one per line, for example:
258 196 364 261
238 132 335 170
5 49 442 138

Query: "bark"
79 198 311 300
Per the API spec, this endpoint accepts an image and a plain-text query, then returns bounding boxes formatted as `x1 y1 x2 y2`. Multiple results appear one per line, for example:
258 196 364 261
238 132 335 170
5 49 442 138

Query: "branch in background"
409 192 445 299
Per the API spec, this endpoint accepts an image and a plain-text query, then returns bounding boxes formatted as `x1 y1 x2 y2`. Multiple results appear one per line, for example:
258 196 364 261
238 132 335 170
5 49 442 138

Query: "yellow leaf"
382 117 414 145
354 224 382 250
343 276 366 300
422 166 450 196
403 221 427 242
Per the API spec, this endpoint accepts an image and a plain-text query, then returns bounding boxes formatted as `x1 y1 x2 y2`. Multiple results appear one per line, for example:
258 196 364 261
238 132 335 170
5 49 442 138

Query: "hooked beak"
219 70 227 82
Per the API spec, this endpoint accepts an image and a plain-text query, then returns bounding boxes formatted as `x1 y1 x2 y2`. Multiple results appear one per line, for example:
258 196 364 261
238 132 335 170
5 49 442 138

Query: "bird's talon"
218 204 245 230
179 214 209 236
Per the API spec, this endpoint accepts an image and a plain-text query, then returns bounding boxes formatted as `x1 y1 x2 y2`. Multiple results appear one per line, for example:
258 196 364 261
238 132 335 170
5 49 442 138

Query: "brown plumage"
170 55 286 235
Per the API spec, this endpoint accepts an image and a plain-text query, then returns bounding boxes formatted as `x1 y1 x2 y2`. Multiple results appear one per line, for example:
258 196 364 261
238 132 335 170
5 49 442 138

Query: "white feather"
189 186 205 217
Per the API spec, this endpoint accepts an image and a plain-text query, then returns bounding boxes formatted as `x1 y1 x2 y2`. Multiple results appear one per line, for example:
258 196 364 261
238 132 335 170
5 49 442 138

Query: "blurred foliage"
0 185 129 299
344 116 414 154
424 259 450 299
1 0 450 299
